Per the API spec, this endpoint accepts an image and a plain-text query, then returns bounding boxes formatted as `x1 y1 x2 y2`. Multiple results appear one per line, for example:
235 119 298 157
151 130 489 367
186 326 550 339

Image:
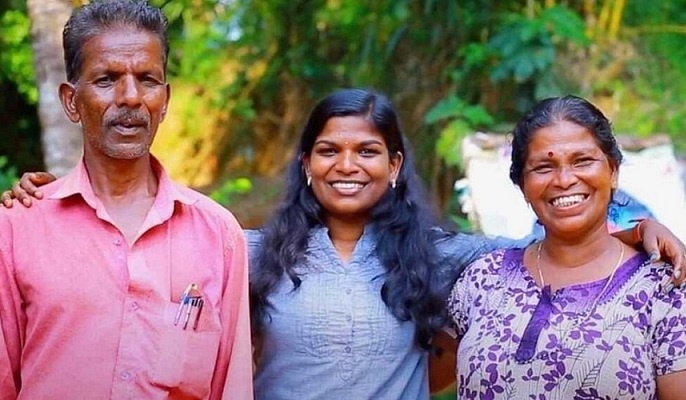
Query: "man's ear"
58 82 81 123
160 82 171 122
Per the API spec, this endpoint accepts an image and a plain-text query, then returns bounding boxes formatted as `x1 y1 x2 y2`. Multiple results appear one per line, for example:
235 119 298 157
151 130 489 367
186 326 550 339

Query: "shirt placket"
339 265 356 382
110 233 170 399
109 232 139 399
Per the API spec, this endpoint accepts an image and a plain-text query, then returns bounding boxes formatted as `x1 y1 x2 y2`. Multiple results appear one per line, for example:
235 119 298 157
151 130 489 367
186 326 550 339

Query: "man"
0 1 253 399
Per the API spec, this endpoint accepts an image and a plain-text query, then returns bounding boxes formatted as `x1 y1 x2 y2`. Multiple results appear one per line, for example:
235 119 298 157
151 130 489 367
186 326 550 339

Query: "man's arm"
0 214 24 400
0 324 17 400
211 220 253 400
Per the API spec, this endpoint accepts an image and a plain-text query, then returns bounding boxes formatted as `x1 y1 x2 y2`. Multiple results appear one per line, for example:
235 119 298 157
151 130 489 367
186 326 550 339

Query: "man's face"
59 26 170 161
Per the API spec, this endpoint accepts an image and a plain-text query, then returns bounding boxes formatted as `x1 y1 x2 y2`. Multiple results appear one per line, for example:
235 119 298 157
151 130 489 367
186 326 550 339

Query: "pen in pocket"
174 283 204 330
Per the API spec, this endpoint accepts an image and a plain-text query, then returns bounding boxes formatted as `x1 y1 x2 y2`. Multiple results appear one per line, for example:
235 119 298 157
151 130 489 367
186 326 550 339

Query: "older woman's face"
521 120 617 239
303 116 403 225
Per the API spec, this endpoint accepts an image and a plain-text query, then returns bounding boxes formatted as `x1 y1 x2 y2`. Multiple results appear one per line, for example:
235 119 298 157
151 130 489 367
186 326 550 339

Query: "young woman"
448 95 686 399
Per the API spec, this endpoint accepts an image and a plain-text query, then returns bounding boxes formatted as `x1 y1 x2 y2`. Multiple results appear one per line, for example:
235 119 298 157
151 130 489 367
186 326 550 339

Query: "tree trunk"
27 0 82 177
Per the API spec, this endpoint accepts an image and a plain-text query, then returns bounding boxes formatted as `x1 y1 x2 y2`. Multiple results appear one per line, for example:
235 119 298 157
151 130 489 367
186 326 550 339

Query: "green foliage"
426 96 494 168
209 177 253 207
431 391 456 400
0 7 36 103
489 6 588 83
1 0 685 216
489 6 588 82
0 156 18 191
612 0 686 153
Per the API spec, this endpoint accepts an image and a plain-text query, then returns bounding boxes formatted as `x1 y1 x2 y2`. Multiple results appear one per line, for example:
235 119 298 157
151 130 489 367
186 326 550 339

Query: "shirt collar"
48 156 196 211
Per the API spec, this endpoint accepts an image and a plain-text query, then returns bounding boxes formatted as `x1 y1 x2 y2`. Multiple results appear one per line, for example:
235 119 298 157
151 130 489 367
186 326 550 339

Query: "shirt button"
346 315 352 322
120 371 132 380
344 346 352 353
129 302 140 311
114 238 123 246
345 289 352 295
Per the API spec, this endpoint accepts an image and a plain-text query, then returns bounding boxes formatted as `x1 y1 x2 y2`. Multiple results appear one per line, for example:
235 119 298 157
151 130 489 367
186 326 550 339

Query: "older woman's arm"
652 270 686 398
657 370 686 399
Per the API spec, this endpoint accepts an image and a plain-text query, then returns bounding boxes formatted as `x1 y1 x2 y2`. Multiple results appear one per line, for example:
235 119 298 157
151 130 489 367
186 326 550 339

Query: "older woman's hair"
509 95 623 187
251 88 446 348
63 0 169 83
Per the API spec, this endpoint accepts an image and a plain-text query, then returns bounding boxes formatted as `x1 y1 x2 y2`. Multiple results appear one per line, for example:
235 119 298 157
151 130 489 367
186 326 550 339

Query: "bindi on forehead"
547 151 554 158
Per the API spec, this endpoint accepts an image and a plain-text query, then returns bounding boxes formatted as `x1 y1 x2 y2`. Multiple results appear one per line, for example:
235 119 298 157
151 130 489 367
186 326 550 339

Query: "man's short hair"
63 0 169 83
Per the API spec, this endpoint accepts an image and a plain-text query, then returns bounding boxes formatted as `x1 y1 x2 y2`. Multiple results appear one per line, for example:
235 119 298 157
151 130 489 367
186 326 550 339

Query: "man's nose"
115 76 142 108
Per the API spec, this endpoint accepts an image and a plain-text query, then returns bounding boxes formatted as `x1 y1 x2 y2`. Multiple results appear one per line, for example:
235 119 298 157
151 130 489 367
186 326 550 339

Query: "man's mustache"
104 110 149 127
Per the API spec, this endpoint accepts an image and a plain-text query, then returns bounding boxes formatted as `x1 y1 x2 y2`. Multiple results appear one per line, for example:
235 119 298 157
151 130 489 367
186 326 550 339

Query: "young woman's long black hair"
250 88 448 348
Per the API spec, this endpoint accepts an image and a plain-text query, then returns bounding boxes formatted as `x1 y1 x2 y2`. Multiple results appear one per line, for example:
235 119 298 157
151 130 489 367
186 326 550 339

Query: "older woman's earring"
390 179 397 189
307 175 312 187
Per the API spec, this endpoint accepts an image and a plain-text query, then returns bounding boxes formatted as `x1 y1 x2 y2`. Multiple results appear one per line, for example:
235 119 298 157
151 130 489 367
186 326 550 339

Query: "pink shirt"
0 159 253 400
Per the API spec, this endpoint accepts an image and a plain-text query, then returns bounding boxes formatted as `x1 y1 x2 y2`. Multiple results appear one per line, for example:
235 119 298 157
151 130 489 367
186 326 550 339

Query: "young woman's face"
303 116 403 224
521 120 617 239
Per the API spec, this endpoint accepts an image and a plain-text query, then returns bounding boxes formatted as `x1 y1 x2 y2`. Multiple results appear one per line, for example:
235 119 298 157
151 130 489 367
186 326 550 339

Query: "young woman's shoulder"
244 229 264 265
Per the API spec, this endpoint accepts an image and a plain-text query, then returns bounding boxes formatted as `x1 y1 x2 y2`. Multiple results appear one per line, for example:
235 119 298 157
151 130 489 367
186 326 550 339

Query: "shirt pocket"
151 301 222 398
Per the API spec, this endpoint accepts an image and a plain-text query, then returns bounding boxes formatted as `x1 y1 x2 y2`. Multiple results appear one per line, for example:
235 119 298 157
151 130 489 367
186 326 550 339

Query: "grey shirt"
247 226 532 400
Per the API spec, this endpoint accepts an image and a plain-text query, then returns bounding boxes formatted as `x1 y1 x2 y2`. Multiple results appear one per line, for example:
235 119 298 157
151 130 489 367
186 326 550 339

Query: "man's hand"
0 172 56 208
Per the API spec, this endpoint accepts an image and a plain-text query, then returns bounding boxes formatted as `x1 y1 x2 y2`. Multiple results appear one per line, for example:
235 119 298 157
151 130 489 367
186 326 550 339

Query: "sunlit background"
2 1 685 234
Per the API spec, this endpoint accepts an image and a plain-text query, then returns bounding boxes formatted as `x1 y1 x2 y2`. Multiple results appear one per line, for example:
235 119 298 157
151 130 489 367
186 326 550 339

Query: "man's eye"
94 77 113 87
141 76 162 86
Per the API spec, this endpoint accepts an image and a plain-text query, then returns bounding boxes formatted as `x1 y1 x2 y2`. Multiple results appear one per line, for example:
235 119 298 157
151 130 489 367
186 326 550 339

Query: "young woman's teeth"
332 182 364 190
552 194 585 207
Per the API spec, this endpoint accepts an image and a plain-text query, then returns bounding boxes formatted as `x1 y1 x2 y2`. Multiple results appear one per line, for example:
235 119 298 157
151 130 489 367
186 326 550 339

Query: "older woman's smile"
550 193 588 208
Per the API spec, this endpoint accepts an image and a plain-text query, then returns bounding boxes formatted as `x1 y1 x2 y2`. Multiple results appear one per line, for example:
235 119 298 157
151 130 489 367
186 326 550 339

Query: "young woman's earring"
307 175 312 187
390 179 397 189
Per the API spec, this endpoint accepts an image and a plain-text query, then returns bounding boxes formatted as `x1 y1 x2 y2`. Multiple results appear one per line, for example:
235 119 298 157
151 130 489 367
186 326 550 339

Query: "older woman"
448 95 686 399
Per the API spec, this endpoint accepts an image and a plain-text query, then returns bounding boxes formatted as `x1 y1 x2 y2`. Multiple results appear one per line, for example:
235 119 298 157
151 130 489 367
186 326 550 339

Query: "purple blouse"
448 248 686 399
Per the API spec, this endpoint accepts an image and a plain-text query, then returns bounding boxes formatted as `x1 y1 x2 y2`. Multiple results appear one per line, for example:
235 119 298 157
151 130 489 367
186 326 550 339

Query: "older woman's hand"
0 172 56 208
